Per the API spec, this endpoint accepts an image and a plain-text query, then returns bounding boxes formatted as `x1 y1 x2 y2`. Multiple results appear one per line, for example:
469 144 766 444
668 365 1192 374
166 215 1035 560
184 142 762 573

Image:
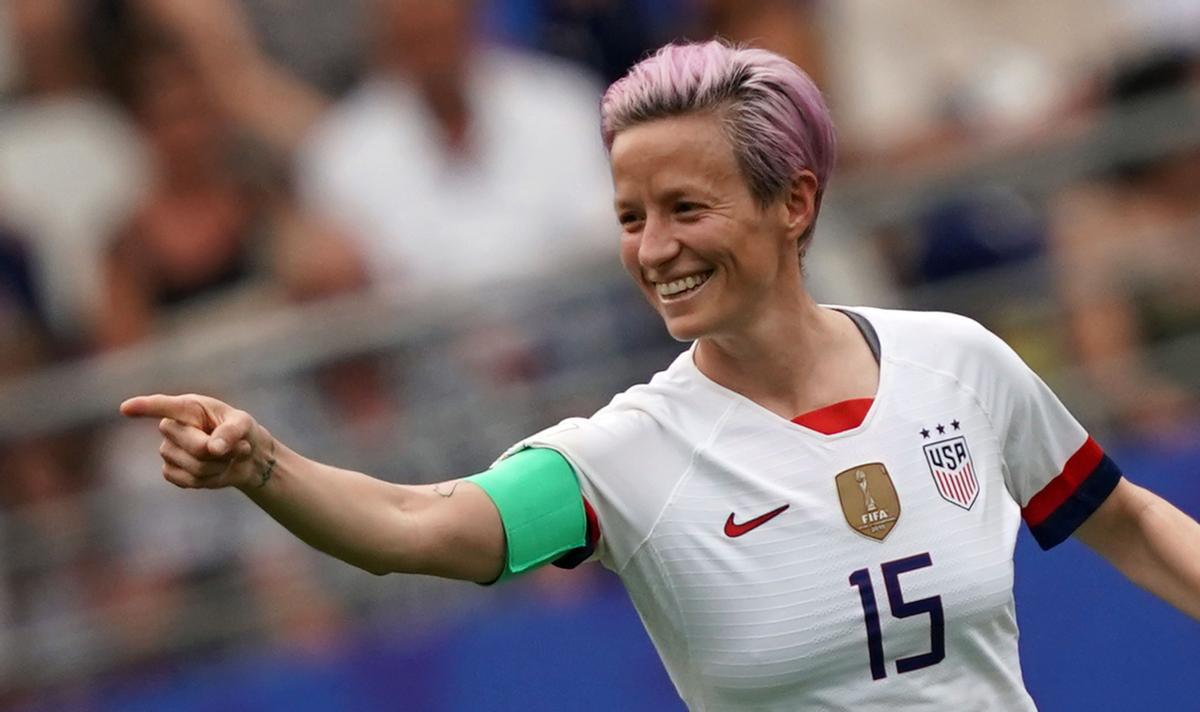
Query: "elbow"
357 551 415 576
339 535 413 576
357 547 418 576
359 537 426 577
356 485 427 576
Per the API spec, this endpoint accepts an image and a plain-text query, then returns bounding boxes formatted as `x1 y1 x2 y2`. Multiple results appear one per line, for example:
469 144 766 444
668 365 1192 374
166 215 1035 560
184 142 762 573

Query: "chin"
661 314 710 342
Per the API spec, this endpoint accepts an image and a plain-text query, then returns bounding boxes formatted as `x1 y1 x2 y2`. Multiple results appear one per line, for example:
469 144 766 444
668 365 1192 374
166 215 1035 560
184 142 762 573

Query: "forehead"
609 114 744 198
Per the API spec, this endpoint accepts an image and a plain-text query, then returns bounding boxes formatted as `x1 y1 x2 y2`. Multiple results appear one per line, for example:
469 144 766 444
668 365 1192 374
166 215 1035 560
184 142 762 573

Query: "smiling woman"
611 113 819 345
120 39 1200 712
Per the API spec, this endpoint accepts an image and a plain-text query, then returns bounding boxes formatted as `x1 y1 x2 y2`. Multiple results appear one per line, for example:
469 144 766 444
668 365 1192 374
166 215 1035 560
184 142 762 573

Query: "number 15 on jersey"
849 552 946 680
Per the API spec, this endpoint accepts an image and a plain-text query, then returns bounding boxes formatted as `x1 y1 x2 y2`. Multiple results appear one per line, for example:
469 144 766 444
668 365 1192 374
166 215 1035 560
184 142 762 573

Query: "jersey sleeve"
969 323 1123 549
496 405 690 572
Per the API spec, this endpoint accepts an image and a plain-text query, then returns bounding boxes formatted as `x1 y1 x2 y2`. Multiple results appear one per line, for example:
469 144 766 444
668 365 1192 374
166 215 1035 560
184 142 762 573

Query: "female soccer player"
122 41 1200 710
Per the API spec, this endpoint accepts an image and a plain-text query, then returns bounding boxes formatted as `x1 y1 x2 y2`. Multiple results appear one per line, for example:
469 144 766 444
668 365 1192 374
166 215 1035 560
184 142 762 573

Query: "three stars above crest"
920 419 961 439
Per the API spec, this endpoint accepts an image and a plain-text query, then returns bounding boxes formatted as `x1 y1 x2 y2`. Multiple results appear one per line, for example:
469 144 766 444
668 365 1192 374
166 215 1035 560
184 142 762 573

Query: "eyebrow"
614 183 712 210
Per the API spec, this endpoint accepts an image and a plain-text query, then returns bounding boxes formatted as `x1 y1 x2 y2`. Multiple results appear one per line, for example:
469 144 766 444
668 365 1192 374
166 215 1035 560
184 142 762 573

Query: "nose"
638 213 680 270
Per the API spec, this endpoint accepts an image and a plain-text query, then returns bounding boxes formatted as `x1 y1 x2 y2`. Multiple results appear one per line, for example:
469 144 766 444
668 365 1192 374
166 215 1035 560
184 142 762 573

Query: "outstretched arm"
120 394 505 582
1074 478 1200 620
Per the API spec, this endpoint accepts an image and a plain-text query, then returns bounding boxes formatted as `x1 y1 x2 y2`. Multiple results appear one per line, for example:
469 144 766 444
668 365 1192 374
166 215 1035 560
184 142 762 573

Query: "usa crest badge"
923 436 979 510
835 463 900 541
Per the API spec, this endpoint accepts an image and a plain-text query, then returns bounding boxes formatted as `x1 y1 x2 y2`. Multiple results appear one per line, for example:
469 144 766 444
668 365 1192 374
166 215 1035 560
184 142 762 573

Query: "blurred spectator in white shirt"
0 0 148 344
297 0 614 298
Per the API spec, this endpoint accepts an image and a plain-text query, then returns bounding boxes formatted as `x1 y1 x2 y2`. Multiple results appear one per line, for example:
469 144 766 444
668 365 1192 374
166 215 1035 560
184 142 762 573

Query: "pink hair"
601 41 837 210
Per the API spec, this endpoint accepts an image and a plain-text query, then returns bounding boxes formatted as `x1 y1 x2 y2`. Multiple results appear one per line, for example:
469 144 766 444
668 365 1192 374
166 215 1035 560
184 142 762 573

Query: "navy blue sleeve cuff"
1028 454 1123 550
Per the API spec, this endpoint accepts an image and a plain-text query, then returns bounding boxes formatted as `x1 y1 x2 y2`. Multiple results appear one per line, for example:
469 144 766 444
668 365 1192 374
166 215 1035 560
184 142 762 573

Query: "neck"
694 297 877 419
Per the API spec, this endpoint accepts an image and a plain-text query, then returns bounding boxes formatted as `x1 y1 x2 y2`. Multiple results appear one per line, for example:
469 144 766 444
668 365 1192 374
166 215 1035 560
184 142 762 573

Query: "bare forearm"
1079 481 1200 620
238 435 503 581
1121 492 1200 620
236 440 413 574
122 393 505 582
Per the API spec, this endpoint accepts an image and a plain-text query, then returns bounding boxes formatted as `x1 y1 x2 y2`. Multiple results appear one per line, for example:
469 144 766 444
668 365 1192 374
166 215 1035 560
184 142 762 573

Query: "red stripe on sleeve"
1021 436 1105 527
582 498 601 549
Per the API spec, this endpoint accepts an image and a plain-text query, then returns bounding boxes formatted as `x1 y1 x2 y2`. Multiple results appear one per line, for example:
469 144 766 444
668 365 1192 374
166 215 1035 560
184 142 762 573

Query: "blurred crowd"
1 0 1199 703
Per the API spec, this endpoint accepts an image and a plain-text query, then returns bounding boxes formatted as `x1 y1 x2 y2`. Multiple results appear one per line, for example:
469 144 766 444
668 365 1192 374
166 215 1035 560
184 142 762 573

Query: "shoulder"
510 348 735 466
508 350 734 569
855 307 1060 436
850 305 992 343
850 306 1020 372
850 306 1044 419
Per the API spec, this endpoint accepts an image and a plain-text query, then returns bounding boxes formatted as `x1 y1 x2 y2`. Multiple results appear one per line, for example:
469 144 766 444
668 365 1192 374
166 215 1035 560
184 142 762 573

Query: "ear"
782 170 820 246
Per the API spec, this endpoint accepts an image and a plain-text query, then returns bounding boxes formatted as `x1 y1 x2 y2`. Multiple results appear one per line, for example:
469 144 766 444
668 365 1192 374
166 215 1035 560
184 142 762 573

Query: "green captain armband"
466 447 586 583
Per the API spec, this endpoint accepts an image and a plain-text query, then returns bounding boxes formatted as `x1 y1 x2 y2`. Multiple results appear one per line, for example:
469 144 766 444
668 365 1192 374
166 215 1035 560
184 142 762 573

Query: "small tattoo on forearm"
433 481 459 498
253 439 277 489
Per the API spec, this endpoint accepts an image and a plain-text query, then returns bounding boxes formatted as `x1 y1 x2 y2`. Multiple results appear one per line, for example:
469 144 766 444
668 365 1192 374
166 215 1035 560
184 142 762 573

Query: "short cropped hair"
601 41 837 222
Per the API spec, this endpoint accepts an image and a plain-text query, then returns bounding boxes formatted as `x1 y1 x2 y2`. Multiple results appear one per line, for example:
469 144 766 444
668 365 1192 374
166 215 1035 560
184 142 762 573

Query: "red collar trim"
791 398 874 435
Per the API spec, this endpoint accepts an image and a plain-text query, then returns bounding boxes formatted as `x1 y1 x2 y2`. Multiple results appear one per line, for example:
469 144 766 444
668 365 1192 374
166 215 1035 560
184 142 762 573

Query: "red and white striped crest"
923 436 979 510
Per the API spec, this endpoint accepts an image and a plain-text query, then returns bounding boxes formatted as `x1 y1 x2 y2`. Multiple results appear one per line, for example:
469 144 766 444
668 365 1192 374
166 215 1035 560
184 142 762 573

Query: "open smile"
654 270 714 302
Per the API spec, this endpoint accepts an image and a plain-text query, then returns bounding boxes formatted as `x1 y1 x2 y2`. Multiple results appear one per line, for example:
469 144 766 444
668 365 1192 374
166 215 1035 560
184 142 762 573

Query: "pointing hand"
120 393 275 490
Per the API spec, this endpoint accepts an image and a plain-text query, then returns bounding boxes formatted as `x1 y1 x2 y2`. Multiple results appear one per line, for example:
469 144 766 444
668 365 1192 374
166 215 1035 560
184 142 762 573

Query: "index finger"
120 394 208 428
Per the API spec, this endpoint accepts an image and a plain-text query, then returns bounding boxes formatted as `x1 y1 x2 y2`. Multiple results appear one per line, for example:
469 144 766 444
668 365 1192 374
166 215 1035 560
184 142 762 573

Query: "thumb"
207 414 252 457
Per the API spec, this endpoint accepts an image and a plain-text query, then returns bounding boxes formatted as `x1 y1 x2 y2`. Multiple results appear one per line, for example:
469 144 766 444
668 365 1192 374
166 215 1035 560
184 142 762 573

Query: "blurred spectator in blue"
0 0 148 347
1049 48 1200 436
877 188 1046 290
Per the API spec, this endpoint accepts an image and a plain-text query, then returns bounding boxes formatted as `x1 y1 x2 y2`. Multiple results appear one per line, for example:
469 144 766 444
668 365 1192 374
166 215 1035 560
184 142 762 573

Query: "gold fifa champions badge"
835 463 901 541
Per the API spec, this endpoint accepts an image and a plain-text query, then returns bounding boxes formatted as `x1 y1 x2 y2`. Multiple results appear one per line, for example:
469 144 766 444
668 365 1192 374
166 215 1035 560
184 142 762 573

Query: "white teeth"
655 271 712 297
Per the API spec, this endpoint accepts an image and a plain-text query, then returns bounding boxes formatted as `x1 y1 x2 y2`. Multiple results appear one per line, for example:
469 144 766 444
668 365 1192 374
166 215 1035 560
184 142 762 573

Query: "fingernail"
210 438 229 455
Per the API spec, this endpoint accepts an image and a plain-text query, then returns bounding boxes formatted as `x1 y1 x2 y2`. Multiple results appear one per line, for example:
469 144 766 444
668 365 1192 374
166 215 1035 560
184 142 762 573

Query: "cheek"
618 233 642 279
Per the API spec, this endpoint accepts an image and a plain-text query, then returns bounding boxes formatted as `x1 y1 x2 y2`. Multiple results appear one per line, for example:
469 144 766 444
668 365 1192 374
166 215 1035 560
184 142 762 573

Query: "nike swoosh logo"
724 504 790 538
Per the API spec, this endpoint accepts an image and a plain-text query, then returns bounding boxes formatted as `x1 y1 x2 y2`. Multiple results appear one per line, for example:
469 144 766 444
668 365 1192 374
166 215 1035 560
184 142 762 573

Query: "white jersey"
505 307 1120 711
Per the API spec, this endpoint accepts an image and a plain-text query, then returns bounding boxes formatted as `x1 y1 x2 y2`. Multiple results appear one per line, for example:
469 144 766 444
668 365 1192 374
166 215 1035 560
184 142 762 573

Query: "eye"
617 211 644 232
674 201 703 217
